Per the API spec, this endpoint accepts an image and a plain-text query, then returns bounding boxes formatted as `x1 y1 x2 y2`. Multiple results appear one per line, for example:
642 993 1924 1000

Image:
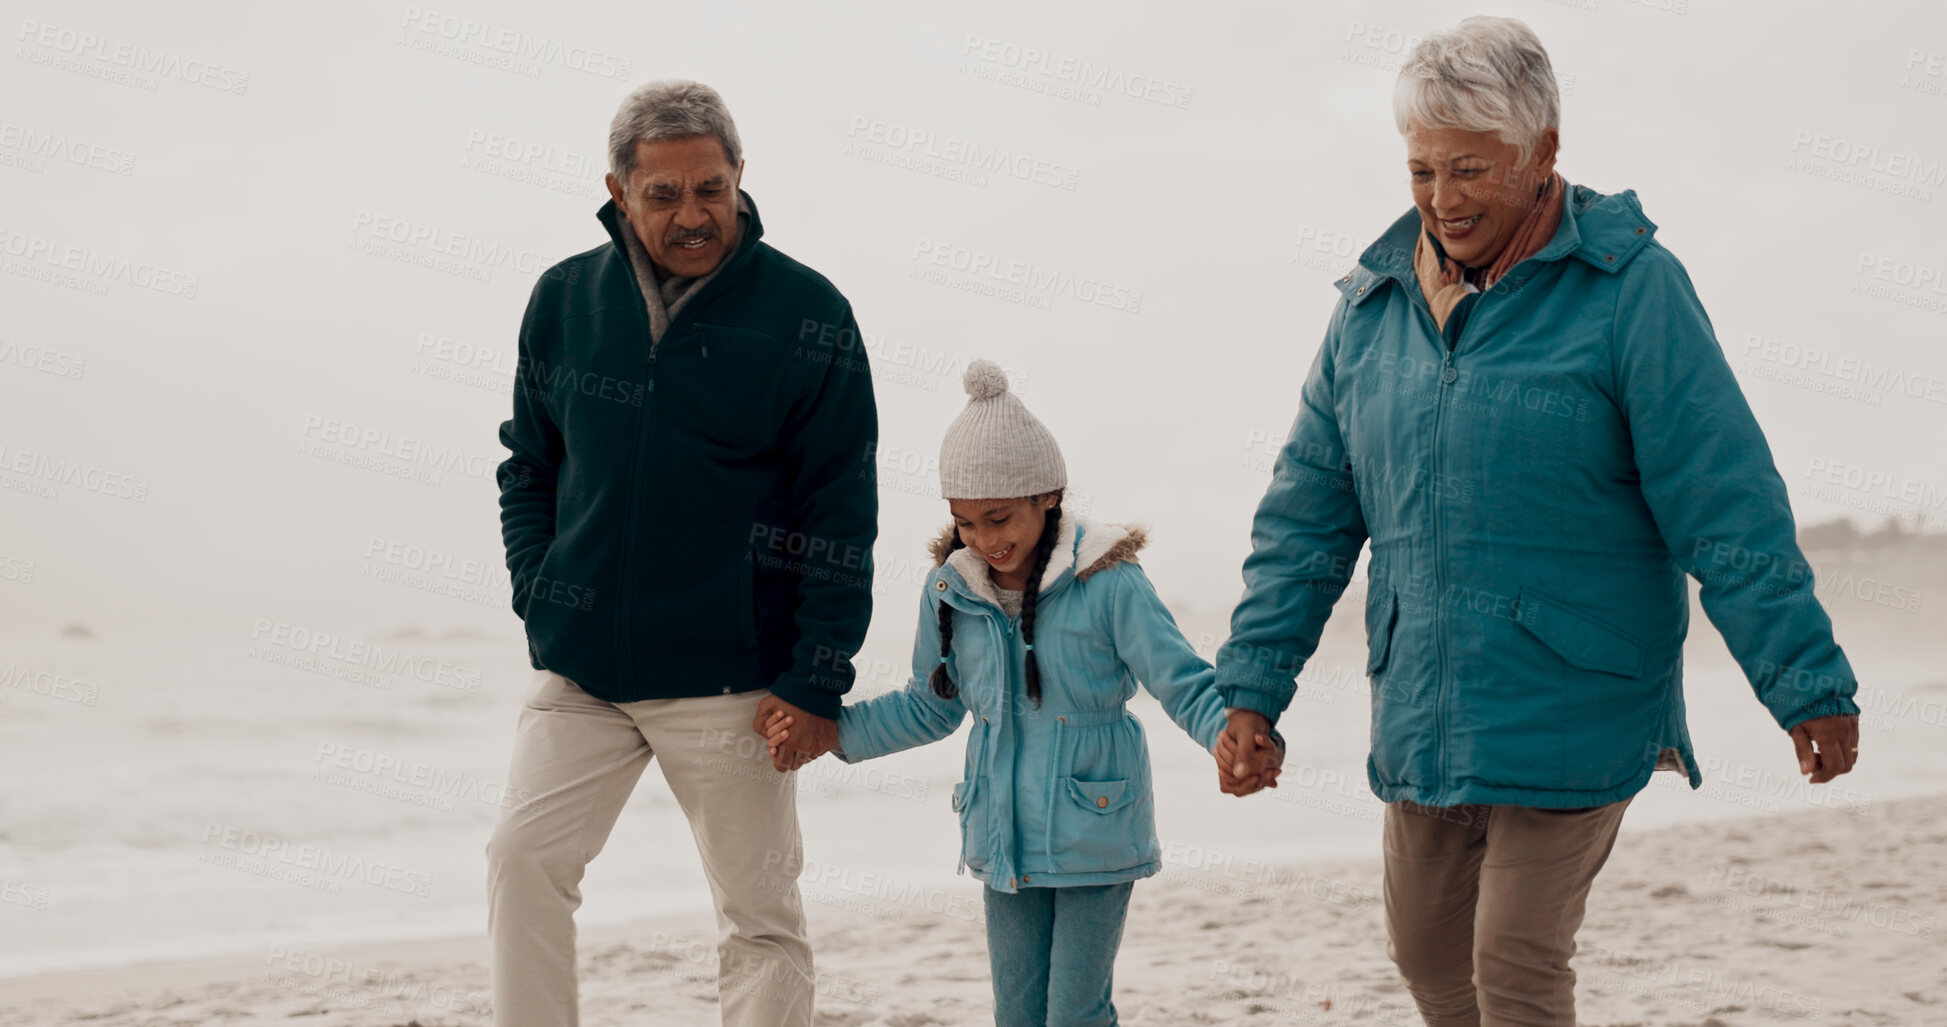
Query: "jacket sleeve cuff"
507 542 557 620
1191 709 1229 754
1779 695 1860 732
1219 686 1286 724
831 711 874 764
768 675 841 721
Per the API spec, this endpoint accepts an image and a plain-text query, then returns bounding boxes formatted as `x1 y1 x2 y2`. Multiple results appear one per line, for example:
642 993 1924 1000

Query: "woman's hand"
1789 714 1860 784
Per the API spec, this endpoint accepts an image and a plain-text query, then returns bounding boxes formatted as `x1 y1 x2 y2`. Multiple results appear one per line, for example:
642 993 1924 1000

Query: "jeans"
983 882 1133 1027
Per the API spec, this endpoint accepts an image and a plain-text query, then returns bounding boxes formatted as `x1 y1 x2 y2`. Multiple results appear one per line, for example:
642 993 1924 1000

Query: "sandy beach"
3 790 1939 1027
7 0 1946 1018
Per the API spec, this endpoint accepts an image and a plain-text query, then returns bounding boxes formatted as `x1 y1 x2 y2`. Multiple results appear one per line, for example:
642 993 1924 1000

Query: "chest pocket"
660 322 791 453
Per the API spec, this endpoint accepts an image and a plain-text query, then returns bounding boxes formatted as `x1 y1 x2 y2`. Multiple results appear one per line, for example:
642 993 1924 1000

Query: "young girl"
763 359 1279 1026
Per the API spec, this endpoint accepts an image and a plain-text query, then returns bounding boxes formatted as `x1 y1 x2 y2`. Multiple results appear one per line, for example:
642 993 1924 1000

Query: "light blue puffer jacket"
836 513 1229 892
1216 183 1860 808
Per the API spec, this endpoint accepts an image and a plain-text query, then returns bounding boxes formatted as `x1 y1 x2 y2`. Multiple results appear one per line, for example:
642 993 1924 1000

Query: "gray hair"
1393 17 1560 162
607 79 743 185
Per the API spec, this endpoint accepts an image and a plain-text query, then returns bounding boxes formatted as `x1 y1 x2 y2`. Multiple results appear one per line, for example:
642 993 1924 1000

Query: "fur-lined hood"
926 509 1147 611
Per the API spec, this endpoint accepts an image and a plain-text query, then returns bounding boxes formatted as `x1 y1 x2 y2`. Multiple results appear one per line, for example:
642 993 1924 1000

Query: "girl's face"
949 494 1057 584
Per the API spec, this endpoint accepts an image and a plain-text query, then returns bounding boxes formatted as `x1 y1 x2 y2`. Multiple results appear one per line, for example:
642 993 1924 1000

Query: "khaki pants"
485 669 812 1027
1382 797 1632 1027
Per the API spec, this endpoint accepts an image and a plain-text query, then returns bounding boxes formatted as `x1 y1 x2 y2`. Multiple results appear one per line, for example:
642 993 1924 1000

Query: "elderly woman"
1212 16 1862 1026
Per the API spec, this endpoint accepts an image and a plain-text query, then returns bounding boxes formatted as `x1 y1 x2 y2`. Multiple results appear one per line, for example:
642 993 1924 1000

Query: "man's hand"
1214 708 1282 796
1789 714 1859 784
753 694 836 772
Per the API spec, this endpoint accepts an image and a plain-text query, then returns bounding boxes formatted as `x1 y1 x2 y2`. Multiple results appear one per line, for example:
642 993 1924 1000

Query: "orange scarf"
1413 172 1565 331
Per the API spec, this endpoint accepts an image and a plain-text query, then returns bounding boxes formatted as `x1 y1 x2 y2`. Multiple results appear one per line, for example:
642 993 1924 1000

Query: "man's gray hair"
608 79 743 185
1393 17 1559 161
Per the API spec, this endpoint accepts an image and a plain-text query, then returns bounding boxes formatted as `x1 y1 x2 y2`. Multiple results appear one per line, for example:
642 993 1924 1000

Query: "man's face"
605 135 743 279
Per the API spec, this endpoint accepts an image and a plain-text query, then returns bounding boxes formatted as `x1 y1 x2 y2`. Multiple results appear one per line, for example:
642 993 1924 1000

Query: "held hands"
1790 714 1860 784
1214 708 1284 797
752 695 837 772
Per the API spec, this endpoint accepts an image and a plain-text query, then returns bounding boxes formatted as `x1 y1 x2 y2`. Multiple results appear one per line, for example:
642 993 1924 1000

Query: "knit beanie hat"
938 360 1067 500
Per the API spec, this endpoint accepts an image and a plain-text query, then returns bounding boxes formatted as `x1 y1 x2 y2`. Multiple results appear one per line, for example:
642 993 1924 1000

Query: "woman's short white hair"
608 79 743 184
1393 16 1559 162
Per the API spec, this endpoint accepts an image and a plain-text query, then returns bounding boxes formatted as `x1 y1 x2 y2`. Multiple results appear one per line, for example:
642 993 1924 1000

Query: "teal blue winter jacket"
1216 183 1860 808
836 514 1230 892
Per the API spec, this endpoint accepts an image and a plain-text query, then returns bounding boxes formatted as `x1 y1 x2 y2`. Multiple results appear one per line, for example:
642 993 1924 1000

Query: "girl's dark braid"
1017 500 1062 708
928 533 965 700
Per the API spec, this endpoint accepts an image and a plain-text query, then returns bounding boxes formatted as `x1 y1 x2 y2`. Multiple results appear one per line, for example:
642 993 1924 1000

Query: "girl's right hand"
762 711 795 760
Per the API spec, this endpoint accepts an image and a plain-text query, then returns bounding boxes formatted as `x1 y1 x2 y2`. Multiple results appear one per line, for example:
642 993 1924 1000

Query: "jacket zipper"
1430 334 1452 798
945 578 1025 887
991 613 1015 883
616 321 659 676
1412 282 1487 801
1047 707 1064 870
944 561 1086 887
616 311 696 675
603 214 747 684
989 595 1055 874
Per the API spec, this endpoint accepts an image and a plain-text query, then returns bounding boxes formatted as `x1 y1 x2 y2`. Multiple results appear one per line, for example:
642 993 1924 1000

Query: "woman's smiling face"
1405 123 1559 268
949 494 1058 588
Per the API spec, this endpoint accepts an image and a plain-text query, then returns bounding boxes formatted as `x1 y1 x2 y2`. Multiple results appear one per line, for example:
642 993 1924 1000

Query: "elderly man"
488 80 878 1027
1213 17 1861 1026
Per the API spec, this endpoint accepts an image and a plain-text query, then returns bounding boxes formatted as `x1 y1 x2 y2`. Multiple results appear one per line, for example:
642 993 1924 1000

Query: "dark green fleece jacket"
495 190 878 719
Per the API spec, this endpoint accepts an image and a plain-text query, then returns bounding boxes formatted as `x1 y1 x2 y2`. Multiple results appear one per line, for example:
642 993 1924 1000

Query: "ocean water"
1 586 1941 979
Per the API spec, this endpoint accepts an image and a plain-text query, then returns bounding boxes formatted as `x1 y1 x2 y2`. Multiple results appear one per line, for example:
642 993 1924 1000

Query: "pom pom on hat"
962 359 1011 401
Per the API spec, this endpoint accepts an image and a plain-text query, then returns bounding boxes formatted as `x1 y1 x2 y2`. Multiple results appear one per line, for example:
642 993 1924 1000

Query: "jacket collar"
596 187 766 313
928 510 1148 612
1336 182 1658 307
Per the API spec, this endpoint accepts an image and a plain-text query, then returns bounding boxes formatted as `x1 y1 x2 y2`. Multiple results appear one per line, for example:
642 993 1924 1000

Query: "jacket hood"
928 510 1146 611
1337 182 1658 306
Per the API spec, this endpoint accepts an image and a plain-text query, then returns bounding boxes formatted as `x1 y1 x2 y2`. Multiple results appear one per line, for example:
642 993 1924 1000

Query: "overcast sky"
3 0 1943 646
